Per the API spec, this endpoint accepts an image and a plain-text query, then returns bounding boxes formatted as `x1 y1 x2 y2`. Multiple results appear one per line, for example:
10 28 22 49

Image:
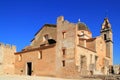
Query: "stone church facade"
14 16 113 78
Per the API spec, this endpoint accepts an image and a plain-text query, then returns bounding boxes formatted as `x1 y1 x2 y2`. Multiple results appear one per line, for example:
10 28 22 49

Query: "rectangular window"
62 60 65 67
62 32 66 39
62 49 66 56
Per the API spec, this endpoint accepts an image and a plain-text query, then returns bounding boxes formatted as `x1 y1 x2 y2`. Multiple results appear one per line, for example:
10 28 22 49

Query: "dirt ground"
0 75 102 80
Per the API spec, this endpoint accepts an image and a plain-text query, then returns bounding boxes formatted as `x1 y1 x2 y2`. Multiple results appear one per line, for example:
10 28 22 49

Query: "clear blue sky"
0 0 120 64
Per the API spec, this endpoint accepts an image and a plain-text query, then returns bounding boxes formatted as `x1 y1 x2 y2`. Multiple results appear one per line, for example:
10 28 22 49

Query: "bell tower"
100 17 113 65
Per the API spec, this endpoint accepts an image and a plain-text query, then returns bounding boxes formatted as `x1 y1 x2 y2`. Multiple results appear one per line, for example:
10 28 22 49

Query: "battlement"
57 16 77 27
0 42 16 50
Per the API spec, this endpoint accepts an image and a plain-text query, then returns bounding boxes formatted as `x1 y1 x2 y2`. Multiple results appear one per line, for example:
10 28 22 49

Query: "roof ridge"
34 24 56 36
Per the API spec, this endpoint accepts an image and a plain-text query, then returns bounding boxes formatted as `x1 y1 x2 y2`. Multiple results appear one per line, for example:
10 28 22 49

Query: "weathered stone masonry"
0 43 16 75
13 16 113 78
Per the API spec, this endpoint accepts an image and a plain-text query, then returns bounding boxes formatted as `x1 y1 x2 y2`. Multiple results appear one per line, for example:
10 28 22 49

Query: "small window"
62 32 66 39
62 49 66 56
18 54 22 61
44 34 49 41
38 51 42 59
104 34 107 40
62 60 65 67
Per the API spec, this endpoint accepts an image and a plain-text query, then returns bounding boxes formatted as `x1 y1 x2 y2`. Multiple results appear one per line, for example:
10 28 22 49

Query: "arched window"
44 34 49 40
38 51 42 59
18 54 22 61
104 34 107 40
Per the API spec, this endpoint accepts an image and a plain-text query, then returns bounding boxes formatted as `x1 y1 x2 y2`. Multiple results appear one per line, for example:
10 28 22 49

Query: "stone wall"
0 43 16 75
76 45 96 75
95 36 107 74
86 38 96 51
31 24 56 47
15 45 56 77
56 16 79 78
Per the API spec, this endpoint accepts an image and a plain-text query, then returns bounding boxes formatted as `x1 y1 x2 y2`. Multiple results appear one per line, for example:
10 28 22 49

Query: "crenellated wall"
0 43 16 75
